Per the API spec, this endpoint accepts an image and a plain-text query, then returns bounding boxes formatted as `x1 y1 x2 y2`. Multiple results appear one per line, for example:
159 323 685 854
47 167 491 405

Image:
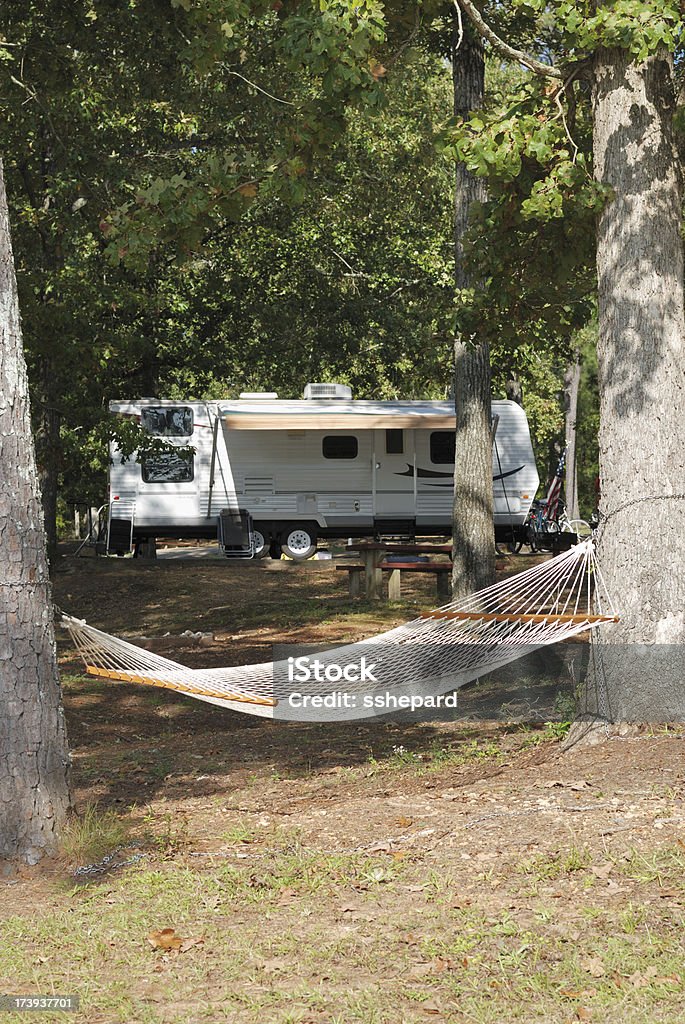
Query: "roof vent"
303 382 352 400
238 392 278 400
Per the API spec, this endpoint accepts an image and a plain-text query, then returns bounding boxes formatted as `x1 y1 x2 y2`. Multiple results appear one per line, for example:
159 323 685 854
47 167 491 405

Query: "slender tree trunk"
451 24 495 598
505 372 523 405
578 47 685 724
563 352 581 520
0 160 71 865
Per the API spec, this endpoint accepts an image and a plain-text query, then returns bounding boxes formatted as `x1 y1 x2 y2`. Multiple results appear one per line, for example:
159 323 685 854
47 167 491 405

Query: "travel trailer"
106 384 539 558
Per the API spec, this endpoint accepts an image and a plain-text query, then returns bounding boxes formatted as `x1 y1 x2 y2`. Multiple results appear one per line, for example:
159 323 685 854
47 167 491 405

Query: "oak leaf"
147 928 183 951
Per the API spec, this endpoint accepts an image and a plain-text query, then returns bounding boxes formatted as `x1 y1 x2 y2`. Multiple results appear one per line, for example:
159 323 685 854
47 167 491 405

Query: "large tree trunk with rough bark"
451 25 495 599
0 160 71 865
579 47 685 724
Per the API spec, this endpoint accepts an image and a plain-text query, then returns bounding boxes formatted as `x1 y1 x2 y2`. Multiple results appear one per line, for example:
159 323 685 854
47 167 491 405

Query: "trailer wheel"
252 528 269 559
282 526 317 560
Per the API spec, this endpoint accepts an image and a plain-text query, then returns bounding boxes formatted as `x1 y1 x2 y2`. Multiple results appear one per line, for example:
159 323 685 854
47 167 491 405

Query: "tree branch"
454 0 562 79
224 69 296 106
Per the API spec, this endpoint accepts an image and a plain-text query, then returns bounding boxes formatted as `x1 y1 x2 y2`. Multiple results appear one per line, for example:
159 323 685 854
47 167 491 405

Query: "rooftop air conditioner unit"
303 383 353 400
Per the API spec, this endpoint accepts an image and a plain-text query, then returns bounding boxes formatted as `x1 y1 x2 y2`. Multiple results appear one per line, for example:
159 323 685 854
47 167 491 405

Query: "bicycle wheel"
567 518 592 539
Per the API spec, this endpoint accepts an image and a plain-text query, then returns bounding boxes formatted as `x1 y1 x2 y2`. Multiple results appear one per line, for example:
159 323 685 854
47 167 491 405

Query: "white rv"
107 384 539 558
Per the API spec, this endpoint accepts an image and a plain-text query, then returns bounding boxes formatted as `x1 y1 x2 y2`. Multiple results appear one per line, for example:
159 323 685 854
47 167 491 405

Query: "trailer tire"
252 528 269 559
282 526 317 560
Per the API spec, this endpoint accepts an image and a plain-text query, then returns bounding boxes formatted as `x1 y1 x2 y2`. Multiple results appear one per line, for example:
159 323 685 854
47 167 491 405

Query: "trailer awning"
222 411 456 430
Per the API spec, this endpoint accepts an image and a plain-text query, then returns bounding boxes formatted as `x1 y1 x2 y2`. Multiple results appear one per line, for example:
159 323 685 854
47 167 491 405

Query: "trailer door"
373 428 416 516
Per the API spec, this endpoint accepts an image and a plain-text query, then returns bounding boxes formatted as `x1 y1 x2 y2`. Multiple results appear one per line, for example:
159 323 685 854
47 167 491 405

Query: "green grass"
59 802 131 867
517 844 594 881
3 842 685 1024
366 736 506 775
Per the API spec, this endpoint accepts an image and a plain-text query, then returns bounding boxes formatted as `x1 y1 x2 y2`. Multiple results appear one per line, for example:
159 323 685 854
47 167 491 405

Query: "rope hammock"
62 540 617 721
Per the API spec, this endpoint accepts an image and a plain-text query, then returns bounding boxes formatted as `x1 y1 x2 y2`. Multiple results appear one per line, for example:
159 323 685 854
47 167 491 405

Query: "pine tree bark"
0 160 71 864
451 24 495 599
579 47 685 722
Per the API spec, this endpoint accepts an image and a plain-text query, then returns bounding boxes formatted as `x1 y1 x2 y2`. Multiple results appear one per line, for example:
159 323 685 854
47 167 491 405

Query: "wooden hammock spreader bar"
419 610 620 625
85 665 277 707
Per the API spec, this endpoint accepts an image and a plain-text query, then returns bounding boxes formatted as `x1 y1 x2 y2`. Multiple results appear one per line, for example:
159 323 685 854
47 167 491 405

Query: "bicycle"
525 498 591 551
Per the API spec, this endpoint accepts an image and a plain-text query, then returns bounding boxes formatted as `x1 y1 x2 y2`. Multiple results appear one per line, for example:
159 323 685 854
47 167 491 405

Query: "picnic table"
340 541 452 600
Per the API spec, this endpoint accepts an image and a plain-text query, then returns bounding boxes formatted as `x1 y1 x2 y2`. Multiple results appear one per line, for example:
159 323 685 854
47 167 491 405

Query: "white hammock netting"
62 539 617 721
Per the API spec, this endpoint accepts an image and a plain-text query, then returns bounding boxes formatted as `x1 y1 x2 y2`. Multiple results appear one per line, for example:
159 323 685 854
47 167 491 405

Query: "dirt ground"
1 550 684 1024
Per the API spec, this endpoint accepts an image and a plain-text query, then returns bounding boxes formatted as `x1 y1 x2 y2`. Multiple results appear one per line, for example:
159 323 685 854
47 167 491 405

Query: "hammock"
62 539 617 721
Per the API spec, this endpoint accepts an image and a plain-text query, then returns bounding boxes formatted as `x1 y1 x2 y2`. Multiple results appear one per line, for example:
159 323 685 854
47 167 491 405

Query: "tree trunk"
580 47 685 723
0 160 71 865
451 24 495 599
505 372 523 405
563 352 581 520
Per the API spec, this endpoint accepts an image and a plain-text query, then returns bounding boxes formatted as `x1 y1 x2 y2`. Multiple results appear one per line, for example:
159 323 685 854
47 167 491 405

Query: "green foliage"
102 0 389 265
438 73 598 357
0 9 459 518
511 0 682 61
575 321 600 517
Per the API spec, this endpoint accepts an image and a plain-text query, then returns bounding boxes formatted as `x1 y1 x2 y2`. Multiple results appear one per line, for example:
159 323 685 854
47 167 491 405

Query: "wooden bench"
336 563 366 597
378 561 452 600
337 561 453 600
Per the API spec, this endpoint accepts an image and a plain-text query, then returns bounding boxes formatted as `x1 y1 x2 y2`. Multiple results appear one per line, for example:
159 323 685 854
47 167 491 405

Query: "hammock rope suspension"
62 540 617 720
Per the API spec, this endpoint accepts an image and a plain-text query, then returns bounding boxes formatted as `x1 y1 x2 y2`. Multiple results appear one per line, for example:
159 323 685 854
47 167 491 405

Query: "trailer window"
142 450 194 483
141 406 193 437
430 431 455 464
322 435 358 459
385 429 404 454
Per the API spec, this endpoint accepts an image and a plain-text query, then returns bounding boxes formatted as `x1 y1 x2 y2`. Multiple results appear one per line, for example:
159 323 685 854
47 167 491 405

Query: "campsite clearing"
1 553 684 1024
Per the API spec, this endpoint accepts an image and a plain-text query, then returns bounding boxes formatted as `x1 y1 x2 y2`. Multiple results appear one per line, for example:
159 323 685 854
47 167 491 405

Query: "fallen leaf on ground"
179 936 204 953
148 928 183 951
629 966 659 988
421 1001 443 1016
432 956 457 973
580 956 606 978
591 862 614 880
396 816 413 827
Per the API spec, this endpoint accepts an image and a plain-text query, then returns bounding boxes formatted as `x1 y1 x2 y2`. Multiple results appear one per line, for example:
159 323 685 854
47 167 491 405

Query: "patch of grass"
60 802 130 866
619 845 685 885
553 689 577 721
221 820 256 845
518 844 593 881
217 844 402 903
366 737 506 775
541 719 572 741
140 806 191 858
